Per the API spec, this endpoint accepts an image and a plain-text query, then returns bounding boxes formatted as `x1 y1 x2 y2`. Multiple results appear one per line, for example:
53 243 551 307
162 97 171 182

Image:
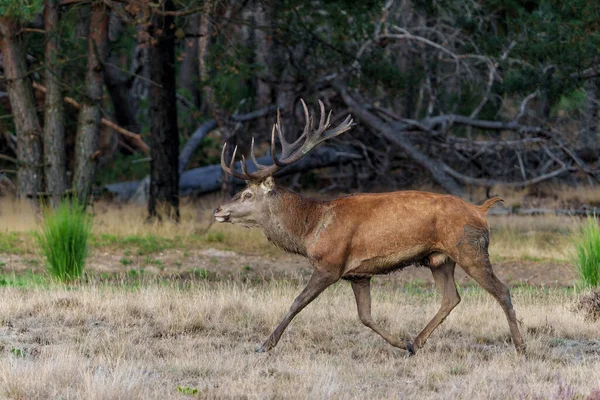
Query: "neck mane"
259 187 326 256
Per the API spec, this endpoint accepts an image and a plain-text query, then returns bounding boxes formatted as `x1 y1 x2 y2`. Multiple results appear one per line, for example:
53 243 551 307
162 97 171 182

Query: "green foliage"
95 153 150 186
36 199 92 282
0 271 47 288
192 268 208 279
207 43 254 112
204 232 225 243
0 0 43 22
95 233 175 255
0 232 26 254
177 386 198 396
10 347 26 358
554 88 587 115
120 258 133 266
572 215 600 288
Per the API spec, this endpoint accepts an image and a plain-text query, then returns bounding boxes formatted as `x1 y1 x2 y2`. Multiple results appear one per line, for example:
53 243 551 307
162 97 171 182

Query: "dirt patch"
0 249 578 286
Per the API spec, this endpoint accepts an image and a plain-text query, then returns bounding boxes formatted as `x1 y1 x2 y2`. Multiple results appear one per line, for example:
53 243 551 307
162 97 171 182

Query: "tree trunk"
43 0 68 204
0 17 43 198
73 2 108 201
179 13 200 108
254 1 273 128
198 0 214 115
148 0 180 221
104 11 141 139
579 78 599 163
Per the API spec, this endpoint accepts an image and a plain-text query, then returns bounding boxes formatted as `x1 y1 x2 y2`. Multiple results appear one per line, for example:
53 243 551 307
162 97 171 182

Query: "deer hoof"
406 341 415 356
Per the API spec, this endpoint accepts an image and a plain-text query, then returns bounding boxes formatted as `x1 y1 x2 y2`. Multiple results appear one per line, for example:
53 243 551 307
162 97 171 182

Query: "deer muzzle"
213 207 231 223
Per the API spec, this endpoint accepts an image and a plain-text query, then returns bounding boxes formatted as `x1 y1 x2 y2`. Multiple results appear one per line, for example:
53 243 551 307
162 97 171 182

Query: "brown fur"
214 184 525 356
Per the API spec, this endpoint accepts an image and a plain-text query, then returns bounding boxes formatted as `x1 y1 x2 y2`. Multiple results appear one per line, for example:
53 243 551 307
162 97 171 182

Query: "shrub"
36 199 92 282
574 290 600 322
572 215 600 288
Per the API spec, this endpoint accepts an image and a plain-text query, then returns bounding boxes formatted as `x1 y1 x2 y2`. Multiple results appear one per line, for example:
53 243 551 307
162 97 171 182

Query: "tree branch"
178 105 277 174
32 81 150 155
442 163 572 187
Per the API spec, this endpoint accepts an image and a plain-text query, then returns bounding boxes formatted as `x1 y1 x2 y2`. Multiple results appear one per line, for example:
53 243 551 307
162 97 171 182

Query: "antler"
220 99 354 181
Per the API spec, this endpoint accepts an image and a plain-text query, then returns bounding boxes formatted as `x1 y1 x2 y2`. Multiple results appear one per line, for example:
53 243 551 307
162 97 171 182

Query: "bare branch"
514 90 539 122
443 163 572 187
32 81 150 155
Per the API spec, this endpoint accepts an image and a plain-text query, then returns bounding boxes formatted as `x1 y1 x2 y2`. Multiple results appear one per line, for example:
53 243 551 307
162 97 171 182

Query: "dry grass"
488 214 574 262
0 197 581 263
1 282 599 399
468 183 600 209
0 197 275 256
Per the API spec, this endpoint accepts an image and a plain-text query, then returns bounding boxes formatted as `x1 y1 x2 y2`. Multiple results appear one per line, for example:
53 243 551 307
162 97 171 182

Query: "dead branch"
178 104 278 174
32 81 150 155
442 163 572 187
333 79 466 197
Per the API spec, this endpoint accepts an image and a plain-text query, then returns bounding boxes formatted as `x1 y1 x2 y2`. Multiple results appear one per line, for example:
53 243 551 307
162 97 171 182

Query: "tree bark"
179 13 200 108
104 11 141 142
0 17 43 198
254 1 273 128
198 0 214 115
73 2 108 201
148 0 180 221
43 0 68 204
579 78 599 162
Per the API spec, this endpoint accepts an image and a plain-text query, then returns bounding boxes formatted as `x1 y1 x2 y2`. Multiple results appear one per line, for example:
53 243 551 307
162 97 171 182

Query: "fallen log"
487 207 600 216
178 105 277 174
104 146 362 201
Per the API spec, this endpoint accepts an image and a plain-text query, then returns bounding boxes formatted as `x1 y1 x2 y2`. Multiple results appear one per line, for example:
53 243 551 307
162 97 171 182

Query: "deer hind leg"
455 225 526 353
351 277 414 355
413 261 460 350
256 269 339 353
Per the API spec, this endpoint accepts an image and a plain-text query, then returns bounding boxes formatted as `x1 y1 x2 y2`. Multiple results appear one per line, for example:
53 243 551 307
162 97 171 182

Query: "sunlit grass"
35 200 92 282
0 282 598 399
0 196 585 263
571 215 600 288
488 215 574 263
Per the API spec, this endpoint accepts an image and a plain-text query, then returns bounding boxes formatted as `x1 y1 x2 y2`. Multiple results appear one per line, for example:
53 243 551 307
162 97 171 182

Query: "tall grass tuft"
572 214 600 288
36 199 92 282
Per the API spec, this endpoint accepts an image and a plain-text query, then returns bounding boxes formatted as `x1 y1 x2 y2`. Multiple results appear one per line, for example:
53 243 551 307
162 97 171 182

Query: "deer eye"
243 192 253 200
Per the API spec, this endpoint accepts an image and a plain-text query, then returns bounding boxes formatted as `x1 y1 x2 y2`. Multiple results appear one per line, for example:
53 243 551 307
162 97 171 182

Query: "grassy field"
0 195 598 399
1 282 599 399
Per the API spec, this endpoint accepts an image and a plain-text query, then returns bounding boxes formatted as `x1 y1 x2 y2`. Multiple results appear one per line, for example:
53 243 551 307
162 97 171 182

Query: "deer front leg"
351 277 414 355
256 269 339 353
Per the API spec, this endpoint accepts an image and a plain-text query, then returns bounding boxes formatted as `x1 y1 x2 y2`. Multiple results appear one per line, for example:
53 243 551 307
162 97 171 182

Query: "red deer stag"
213 100 525 355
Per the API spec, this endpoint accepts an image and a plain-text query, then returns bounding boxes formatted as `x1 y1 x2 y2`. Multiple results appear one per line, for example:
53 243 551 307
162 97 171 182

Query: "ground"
1 283 599 399
0 197 599 399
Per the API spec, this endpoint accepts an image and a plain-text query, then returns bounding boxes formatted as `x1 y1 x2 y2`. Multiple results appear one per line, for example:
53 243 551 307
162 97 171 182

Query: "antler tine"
250 137 269 170
219 100 354 180
323 114 354 140
270 100 355 167
220 142 251 181
240 154 254 178
318 99 327 132
242 153 274 180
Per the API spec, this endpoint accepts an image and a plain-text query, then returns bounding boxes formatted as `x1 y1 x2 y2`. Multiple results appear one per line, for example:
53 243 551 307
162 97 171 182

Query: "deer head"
213 100 353 226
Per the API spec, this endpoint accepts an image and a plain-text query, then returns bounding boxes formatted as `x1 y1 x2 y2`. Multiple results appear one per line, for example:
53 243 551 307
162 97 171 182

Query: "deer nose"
213 206 222 216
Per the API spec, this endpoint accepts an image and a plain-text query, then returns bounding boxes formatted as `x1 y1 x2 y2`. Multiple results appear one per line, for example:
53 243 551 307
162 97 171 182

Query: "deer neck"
259 188 325 257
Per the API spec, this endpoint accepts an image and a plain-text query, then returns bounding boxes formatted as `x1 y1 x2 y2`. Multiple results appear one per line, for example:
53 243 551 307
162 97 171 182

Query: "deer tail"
479 197 504 214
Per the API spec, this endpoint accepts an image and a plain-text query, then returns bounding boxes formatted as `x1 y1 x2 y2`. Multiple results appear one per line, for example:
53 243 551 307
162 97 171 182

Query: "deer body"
214 100 525 355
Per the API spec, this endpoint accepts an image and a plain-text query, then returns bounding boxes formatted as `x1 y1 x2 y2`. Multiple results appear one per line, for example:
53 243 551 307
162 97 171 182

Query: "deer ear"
260 176 275 194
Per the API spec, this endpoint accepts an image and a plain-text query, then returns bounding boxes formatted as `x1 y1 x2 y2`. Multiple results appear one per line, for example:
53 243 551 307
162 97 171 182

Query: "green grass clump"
36 200 92 282
572 215 600 288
